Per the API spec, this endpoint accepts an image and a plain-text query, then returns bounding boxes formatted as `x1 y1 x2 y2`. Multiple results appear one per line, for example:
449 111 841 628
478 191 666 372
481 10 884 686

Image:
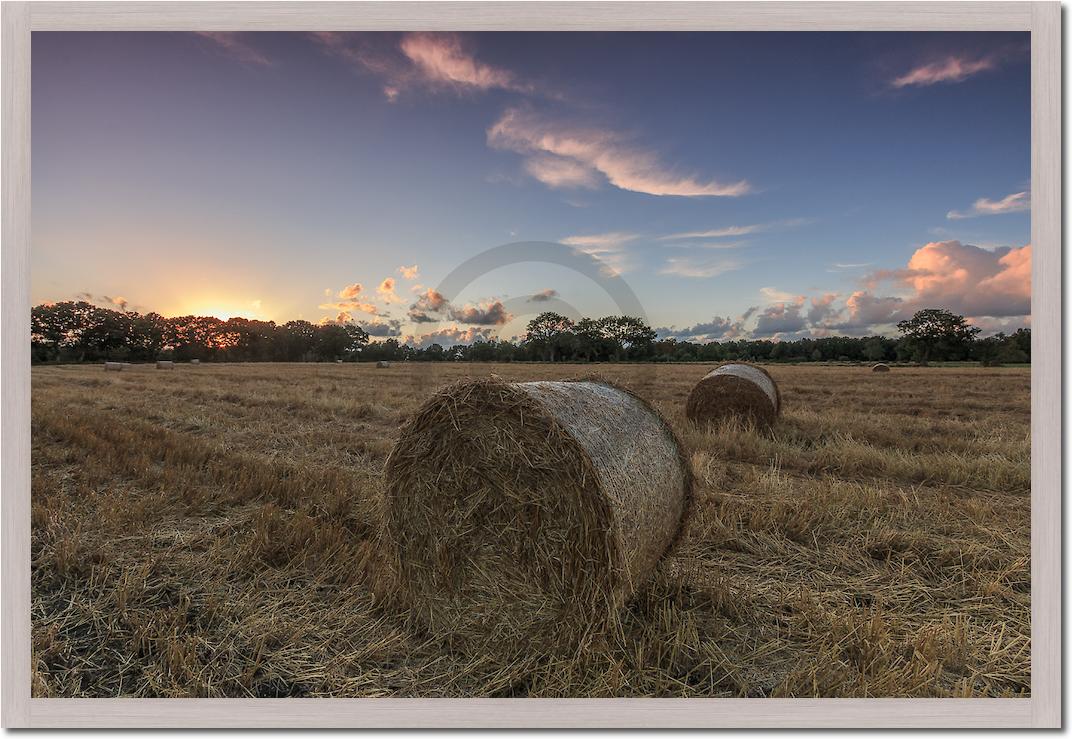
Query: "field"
31 362 1030 698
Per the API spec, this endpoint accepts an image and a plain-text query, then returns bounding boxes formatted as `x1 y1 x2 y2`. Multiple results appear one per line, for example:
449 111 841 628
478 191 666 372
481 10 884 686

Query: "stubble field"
31 361 1030 698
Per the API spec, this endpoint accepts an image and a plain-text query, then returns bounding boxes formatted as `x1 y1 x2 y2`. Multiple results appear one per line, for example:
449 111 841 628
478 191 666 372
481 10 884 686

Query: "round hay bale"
685 363 780 427
190 359 201 365
871 363 891 372
103 361 123 372
385 378 692 653
156 360 175 370
376 360 391 368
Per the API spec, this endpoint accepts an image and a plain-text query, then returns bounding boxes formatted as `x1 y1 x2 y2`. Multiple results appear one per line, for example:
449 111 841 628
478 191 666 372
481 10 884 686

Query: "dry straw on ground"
686 363 781 428
873 363 891 373
384 378 692 655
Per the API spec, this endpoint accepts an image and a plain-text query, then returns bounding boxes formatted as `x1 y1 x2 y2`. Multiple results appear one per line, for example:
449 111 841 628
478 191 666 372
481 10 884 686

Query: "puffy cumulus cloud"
807 293 840 325
319 311 353 326
405 325 495 349
397 264 419 280
753 297 808 338
358 318 403 337
947 191 1030 220
407 287 450 323
891 54 995 88
488 107 751 198
194 32 272 67
449 300 512 326
901 241 1031 318
319 300 378 315
338 283 363 299
377 277 403 304
104 295 129 311
528 288 559 303
656 316 744 342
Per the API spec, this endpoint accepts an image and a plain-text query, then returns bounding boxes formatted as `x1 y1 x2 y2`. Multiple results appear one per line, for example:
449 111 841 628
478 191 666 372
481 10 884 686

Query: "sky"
32 31 1031 346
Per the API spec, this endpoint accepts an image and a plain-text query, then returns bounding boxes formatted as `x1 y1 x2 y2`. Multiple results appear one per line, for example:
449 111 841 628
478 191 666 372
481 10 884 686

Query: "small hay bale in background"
686 363 780 428
103 361 123 372
872 363 891 373
156 360 175 370
376 361 391 368
385 378 692 654
190 359 200 365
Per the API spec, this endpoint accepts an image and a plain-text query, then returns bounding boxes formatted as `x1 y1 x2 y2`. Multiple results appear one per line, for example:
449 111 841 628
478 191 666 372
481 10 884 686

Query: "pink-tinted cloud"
397 264 420 280
807 292 840 325
194 32 272 67
659 256 744 279
399 33 530 94
560 232 639 276
891 54 995 88
488 107 751 198
753 296 808 337
338 283 364 299
528 288 559 303
523 155 601 189
449 300 512 326
947 190 1030 220
405 324 495 349
318 300 378 315
377 277 403 304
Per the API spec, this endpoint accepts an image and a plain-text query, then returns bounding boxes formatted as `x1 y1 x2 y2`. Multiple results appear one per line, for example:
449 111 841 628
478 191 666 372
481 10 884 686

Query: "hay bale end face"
385 378 692 653
190 359 201 365
376 361 391 368
872 363 891 372
103 361 123 372
686 363 780 427
156 360 175 370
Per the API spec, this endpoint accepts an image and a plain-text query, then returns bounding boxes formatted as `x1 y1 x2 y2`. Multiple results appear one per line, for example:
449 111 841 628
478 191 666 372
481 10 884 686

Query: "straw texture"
685 363 781 428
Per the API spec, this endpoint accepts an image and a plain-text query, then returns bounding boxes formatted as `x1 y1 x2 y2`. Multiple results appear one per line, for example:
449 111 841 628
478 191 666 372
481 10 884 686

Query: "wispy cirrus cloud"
194 32 272 67
560 232 639 275
659 224 765 241
659 256 743 279
947 190 1030 220
488 107 751 198
891 54 996 88
319 299 378 315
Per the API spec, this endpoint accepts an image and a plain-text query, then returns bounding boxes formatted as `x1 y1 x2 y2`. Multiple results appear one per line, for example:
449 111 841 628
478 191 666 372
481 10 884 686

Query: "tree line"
31 301 1030 365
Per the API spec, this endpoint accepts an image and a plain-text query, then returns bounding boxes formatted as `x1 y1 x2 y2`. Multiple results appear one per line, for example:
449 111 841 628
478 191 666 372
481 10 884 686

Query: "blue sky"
32 31 1031 345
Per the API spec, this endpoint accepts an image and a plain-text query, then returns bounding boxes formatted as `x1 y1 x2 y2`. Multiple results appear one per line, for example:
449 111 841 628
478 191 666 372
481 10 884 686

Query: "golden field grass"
31 362 1030 698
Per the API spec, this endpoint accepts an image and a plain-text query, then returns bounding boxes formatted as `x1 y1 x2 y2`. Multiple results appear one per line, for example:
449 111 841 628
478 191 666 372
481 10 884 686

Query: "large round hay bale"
871 363 891 372
156 360 175 370
376 360 391 368
686 363 780 427
104 361 123 372
385 378 692 653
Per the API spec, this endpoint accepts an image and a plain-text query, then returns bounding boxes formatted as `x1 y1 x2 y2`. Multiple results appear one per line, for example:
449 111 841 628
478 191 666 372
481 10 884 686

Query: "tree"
896 308 980 365
525 312 574 361
862 337 887 362
599 316 656 361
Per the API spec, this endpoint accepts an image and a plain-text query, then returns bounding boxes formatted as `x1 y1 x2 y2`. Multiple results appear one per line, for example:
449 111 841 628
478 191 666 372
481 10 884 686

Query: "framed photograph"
2 0 1061 728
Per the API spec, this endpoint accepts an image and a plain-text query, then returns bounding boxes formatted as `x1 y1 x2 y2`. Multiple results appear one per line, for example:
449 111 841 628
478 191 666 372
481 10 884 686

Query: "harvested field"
31 362 1030 698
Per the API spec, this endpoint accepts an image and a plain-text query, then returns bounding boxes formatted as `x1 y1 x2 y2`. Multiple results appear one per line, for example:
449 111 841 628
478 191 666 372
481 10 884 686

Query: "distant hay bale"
156 360 175 370
103 361 123 372
190 359 200 365
872 363 891 372
385 378 692 653
686 363 781 428
376 361 391 368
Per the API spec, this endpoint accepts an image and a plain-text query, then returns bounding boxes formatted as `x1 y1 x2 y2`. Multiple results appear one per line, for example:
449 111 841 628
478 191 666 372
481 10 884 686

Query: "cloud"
358 318 403 337
449 300 512 326
407 287 450 323
659 256 744 279
103 295 129 311
194 32 272 67
891 54 996 88
523 155 601 189
657 316 744 342
561 232 639 275
338 283 364 299
753 297 808 337
405 324 495 349
760 287 801 304
659 224 765 241
398 264 420 280
377 277 403 304
528 288 559 303
947 191 1030 220
807 293 841 325
488 107 750 197
399 33 531 95
311 32 535 102
318 300 378 315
